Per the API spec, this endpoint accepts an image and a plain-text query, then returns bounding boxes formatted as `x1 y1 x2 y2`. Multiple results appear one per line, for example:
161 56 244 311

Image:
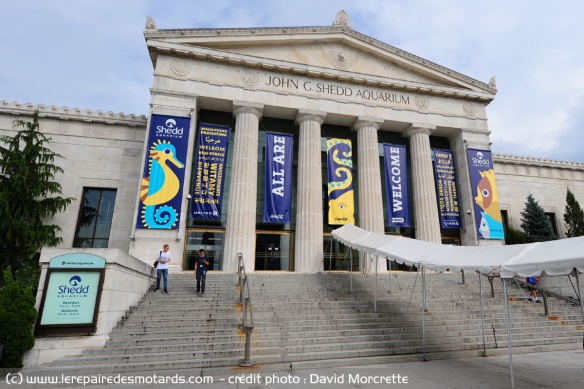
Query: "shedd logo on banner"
471 151 490 167
156 118 184 136
58 275 90 294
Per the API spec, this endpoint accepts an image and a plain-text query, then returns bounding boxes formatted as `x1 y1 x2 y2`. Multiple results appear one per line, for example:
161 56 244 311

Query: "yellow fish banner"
467 149 504 240
327 138 354 225
136 114 189 229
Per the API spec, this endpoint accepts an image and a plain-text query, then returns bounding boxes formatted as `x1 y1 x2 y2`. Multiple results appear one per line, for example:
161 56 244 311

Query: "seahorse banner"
263 133 293 223
327 138 354 225
432 149 461 229
384 144 410 227
191 124 230 220
136 114 190 229
467 149 504 240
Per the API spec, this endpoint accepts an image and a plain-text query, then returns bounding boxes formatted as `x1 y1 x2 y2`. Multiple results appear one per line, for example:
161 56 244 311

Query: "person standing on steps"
526 276 541 303
155 244 171 294
195 248 209 294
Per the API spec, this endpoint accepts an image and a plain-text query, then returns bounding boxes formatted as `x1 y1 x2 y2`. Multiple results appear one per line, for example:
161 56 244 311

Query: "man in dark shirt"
195 248 209 294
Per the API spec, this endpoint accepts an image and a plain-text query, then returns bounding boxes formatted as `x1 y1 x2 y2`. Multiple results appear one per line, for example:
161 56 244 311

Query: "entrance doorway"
255 231 293 271
183 229 225 271
323 234 358 271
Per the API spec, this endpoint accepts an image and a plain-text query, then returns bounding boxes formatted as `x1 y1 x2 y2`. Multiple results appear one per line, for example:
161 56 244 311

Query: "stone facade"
1 14 583 276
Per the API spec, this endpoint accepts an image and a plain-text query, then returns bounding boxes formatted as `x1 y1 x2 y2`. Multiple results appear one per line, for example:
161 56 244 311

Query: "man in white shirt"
155 244 171 293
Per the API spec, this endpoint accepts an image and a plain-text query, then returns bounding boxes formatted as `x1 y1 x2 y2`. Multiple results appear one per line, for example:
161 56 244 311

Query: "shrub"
0 267 37 368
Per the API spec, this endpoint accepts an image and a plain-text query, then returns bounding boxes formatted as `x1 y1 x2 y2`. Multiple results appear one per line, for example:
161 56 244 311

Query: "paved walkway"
2 349 584 388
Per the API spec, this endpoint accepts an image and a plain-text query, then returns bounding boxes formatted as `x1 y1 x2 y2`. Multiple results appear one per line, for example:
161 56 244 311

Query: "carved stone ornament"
171 59 192 76
463 102 477 116
415 95 430 111
329 48 353 70
145 15 157 30
241 70 260 86
332 10 352 29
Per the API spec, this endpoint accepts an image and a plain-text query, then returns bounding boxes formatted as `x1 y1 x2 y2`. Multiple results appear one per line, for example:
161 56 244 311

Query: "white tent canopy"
332 224 584 277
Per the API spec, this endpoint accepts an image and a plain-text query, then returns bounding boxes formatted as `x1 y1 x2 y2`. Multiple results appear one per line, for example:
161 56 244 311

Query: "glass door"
184 229 225 271
323 233 358 271
255 231 293 271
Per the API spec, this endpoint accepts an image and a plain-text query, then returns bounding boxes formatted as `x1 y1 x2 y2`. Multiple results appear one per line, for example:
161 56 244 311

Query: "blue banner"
327 138 355 225
263 133 293 223
467 149 504 240
136 114 190 229
191 124 230 220
383 144 410 227
433 149 461 229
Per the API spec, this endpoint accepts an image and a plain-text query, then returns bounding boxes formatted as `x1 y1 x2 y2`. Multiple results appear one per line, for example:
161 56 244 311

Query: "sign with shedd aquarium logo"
40 271 101 325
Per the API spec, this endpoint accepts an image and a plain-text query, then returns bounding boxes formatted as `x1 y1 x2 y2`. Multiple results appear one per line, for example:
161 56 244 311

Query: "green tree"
0 110 73 274
563 188 584 237
0 267 37 368
504 225 525 245
520 193 557 243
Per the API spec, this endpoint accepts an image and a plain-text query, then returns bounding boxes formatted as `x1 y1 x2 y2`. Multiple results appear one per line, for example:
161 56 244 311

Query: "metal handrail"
237 253 254 367
514 277 581 306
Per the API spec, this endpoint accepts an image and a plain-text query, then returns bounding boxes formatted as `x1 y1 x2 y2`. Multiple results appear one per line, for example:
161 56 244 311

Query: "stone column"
354 116 386 273
294 110 326 273
403 124 441 243
223 101 263 273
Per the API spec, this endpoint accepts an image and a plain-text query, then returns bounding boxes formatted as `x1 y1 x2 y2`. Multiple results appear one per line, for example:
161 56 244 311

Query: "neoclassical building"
2 11 584 275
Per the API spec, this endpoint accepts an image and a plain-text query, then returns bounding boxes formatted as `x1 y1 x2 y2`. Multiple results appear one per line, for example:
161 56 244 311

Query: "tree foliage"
564 188 584 238
0 267 37 368
504 225 525 245
0 110 73 274
520 193 557 243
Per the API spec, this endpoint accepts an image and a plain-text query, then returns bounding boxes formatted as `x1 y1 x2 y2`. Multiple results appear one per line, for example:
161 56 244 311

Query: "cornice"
0 100 148 127
148 41 494 103
493 153 584 170
144 25 496 96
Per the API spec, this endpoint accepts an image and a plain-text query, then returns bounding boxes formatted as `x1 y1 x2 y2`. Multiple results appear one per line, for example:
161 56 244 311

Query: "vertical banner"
432 149 461 229
327 138 355 225
467 149 504 239
191 124 230 220
136 114 190 229
263 133 293 223
383 144 410 227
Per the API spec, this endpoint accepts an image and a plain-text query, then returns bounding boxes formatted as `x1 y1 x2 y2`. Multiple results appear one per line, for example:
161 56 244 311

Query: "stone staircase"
26 271 584 375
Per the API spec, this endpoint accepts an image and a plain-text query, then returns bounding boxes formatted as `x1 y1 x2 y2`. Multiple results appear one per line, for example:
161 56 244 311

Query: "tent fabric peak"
331 224 584 278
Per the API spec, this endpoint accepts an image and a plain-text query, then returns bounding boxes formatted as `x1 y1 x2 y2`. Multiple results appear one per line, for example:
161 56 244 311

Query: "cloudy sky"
1 0 583 162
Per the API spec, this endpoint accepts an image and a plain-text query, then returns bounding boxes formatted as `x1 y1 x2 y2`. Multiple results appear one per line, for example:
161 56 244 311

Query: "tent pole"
479 272 486 357
422 266 427 361
502 278 515 388
350 248 353 294
374 255 378 313
576 269 584 323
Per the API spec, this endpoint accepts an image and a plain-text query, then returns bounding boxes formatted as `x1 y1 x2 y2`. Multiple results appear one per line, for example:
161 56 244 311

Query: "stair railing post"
479 272 487 357
542 292 549 316
488 276 495 298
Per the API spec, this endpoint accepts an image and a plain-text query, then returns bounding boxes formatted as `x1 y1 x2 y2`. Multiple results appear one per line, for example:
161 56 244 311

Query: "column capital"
233 101 264 118
352 116 384 131
295 109 326 125
403 123 436 138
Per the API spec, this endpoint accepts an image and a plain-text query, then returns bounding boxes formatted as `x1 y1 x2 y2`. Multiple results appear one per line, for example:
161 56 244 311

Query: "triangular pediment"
145 23 496 99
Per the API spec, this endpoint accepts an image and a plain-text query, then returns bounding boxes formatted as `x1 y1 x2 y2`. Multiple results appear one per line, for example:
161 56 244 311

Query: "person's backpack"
526 277 536 285
153 251 162 268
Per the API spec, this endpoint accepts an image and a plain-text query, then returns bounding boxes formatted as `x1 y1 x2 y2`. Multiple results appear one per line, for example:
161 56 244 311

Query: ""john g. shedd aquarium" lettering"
265 76 411 105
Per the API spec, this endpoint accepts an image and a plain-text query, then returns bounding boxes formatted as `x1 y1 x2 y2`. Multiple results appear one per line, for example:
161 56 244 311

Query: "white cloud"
1 0 583 161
